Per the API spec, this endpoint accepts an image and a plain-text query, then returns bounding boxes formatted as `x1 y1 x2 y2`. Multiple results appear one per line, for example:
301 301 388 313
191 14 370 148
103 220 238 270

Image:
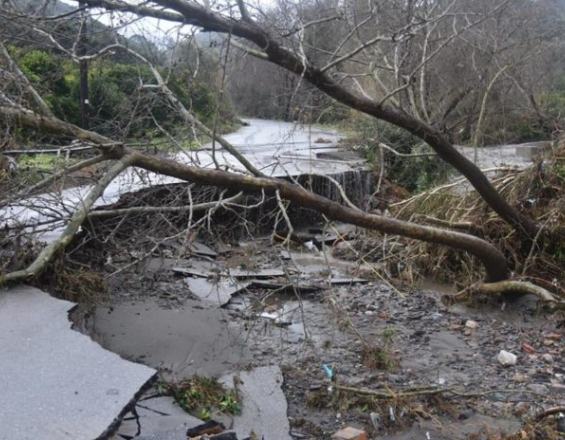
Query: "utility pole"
78 0 89 129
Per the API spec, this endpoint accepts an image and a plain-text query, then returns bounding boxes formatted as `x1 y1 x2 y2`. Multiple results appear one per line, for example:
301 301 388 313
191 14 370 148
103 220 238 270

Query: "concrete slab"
228 268 286 278
112 395 202 440
189 241 218 258
185 277 251 306
0 285 156 440
220 366 292 440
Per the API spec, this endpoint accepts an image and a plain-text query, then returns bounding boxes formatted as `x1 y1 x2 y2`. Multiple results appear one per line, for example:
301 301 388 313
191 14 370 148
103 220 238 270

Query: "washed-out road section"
0 285 156 440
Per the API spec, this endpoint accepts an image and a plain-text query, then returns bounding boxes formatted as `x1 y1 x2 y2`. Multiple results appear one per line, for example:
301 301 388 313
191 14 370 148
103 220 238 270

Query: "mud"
72 299 250 379
70 231 564 439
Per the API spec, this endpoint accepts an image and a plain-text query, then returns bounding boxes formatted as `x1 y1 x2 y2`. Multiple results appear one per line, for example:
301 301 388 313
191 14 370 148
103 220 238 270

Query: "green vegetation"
13 154 75 186
161 376 241 419
347 113 450 191
10 47 235 140
18 153 67 171
361 326 398 371
543 74 565 121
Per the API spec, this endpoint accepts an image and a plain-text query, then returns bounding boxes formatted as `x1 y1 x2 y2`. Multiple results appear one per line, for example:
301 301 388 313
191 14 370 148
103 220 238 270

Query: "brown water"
72 299 251 379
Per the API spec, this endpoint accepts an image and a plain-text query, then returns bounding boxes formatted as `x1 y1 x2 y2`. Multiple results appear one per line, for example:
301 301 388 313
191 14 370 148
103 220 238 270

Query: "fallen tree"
0 105 561 304
79 0 541 240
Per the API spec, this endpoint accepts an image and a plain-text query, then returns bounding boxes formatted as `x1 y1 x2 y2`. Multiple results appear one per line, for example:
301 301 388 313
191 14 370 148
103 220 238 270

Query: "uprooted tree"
0 0 564 303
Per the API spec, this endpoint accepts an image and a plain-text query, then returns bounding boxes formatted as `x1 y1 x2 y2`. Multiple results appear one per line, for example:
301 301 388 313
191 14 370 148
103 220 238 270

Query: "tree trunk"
122 0 538 239
0 105 510 282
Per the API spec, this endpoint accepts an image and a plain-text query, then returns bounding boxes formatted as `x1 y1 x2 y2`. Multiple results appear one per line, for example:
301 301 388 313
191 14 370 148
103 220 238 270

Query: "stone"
513 402 530 416
549 383 565 395
0 285 156 440
541 353 554 363
465 320 479 330
332 427 368 440
521 342 536 354
497 350 518 367
512 373 528 383
528 383 548 394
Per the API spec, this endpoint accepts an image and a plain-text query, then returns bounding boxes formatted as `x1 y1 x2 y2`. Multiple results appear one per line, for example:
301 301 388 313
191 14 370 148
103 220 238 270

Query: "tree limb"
0 42 55 118
76 0 538 239
1 156 132 284
0 105 511 282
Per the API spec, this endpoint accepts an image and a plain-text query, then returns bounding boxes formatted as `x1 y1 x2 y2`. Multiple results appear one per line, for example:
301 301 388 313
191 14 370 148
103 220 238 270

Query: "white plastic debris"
304 241 318 252
388 406 396 422
497 350 518 366
369 412 380 430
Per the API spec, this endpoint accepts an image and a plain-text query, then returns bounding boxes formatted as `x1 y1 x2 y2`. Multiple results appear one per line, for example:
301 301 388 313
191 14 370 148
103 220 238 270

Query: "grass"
361 327 398 371
368 135 565 294
160 376 241 420
19 153 68 171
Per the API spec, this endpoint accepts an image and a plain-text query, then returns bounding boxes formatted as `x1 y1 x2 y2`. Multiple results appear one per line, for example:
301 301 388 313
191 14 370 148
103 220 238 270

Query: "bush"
12 48 236 139
542 74 565 124
349 113 450 191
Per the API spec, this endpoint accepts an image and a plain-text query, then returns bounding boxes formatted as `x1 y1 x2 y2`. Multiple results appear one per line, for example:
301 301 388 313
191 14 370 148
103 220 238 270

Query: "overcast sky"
61 0 274 44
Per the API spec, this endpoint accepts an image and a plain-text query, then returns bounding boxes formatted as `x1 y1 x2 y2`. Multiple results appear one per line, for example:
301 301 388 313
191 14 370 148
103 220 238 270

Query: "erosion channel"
2 120 563 440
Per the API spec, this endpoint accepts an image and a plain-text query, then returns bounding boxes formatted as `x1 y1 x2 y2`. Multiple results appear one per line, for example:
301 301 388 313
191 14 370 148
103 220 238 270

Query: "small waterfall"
300 168 374 209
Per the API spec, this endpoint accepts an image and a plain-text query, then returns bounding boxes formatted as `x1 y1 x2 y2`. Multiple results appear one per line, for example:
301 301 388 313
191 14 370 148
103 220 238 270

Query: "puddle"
380 413 521 440
401 330 477 384
72 299 251 379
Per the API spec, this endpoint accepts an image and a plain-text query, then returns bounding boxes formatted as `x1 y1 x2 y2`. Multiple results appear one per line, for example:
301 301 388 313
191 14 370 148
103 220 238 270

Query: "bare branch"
1 156 132 284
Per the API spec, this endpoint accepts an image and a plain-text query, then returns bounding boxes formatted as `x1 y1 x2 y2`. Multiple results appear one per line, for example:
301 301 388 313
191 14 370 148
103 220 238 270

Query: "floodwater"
456 141 551 171
71 246 368 379
1 119 363 241
72 299 251 379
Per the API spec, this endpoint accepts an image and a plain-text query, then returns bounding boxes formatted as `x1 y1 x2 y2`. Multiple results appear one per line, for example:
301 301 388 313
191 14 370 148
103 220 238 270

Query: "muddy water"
72 299 251 378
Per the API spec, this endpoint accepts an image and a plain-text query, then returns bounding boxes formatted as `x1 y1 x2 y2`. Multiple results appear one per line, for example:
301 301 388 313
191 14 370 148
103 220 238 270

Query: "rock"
497 350 518 366
513 402 530 416
521 342 536 354
465 320 479 330
541 353 554 363
512 373 528 383
458 409 474 420
331 427 368 440
549 383 565 395
528 383 548 394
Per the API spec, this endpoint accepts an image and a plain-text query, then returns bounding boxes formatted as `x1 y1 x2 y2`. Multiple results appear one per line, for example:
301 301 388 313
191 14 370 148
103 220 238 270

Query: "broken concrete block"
114 395 203 439
219 366 291 440
185 277 251 306
332 426 368 440
0 285 156 440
